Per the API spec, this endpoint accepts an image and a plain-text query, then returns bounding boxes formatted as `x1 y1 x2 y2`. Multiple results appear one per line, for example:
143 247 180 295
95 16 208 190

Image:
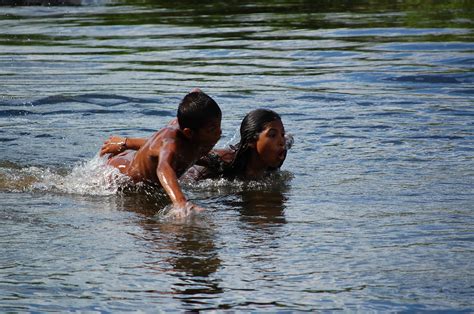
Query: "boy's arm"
157 144 203 212
157 145 188 207
100 136 147 157
123 137 147 150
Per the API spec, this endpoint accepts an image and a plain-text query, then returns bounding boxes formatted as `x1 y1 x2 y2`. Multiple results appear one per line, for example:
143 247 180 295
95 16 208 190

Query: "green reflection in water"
101 0 474 30
2 0 473 30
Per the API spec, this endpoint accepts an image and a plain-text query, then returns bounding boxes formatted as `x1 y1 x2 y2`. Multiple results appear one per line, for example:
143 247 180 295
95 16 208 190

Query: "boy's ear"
182 128 194 139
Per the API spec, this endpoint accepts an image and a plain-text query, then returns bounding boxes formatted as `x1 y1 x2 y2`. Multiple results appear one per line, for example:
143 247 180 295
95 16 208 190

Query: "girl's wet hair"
177 91 221 130
224 108 282 178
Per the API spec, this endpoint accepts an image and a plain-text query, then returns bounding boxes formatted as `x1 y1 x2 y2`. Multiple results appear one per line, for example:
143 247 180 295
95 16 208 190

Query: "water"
1 0 473 311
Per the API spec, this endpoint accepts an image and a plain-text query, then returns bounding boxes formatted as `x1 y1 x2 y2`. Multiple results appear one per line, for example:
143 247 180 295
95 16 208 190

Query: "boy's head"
177 90 222 151
178 90 221 130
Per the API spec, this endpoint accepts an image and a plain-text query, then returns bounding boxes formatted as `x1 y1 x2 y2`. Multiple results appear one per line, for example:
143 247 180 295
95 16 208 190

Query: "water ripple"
1 1 473 312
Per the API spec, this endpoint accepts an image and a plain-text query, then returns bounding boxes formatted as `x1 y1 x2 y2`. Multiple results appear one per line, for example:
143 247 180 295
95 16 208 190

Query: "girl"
187 108 292 180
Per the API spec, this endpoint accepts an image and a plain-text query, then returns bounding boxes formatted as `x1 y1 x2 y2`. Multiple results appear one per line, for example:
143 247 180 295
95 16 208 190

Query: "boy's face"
195 117 222 153
254 119 287 168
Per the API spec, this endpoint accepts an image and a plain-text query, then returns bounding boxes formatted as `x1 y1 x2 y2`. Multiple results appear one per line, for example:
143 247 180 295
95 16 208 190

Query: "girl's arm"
99 136 147 157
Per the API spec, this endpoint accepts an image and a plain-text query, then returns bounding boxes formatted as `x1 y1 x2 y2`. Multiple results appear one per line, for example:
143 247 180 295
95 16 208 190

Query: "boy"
100 89 222 212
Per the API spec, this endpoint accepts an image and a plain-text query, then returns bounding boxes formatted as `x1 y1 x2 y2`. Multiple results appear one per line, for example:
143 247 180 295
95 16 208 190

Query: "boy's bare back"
108 124 195 183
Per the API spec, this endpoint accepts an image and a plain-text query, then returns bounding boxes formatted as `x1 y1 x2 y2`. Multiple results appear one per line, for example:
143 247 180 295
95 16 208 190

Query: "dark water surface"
1 0 473 311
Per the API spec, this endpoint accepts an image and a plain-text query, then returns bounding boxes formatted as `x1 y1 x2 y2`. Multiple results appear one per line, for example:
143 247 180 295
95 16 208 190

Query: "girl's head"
227 109 289 177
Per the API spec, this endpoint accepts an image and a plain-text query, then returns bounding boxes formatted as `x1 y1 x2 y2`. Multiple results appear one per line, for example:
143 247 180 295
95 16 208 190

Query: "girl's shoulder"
185 148 235 181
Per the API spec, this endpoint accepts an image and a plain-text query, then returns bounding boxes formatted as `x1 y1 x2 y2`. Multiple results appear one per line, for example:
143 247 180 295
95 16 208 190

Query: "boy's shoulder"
152 123 181 140
145 125 183 151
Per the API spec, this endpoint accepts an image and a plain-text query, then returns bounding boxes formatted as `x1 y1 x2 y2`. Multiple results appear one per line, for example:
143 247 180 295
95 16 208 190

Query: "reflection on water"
0 0 91 5
140 220 223 309
111 177 290 310
1 0 473 311
230 187 288 226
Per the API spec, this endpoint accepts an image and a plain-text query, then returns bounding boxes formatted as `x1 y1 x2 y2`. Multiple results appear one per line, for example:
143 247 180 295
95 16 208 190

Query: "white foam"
0 155 131 195
181 170 293 193
34 155 131 195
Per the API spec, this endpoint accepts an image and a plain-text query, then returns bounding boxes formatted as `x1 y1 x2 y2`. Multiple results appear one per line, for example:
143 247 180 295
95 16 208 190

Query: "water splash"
181 170 293 193
0 155 130 195
218 125 240 149
156 202 205 221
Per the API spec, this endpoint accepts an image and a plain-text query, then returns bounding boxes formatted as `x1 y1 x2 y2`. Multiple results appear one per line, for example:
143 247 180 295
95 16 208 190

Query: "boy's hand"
100 136 127 157
184 201 205 214
163 201 205 219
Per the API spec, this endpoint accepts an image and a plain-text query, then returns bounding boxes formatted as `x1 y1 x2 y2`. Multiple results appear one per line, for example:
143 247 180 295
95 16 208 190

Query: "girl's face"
254 119 286 168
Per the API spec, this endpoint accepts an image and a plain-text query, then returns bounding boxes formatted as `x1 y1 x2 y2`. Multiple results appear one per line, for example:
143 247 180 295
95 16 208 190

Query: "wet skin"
192 119 287 179
107 117 221 208
253 119 287 169
102 119 286 180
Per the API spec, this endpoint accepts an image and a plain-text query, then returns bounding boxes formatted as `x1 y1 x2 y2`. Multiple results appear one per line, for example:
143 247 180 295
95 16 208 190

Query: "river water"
1 0 473 311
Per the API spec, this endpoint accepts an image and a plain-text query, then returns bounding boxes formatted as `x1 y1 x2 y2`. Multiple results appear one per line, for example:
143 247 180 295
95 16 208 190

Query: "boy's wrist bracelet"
117 138 127 150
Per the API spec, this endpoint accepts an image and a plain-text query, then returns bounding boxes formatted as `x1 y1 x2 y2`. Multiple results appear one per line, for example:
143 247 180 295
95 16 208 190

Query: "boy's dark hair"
177 91 221 130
